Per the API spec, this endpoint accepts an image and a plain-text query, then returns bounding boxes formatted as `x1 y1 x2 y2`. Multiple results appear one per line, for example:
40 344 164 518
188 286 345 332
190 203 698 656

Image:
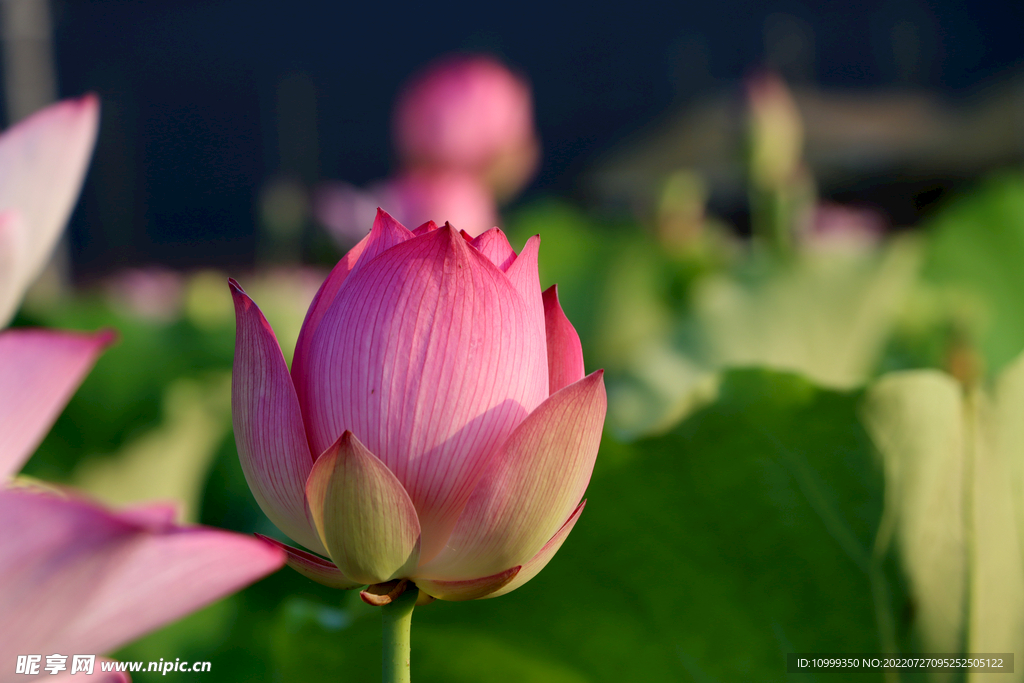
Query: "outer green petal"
306 431 421 585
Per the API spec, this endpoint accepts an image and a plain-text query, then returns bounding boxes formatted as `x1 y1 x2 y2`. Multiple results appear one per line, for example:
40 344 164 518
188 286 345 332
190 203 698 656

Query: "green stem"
381 586 417 683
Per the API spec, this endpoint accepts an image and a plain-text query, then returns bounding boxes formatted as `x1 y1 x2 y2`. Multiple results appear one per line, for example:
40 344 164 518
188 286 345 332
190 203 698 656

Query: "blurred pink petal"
103 268 185 322
0 328 114 478
384 171 498 238
0 212 27 326
315 172 498 243
312 181 380 244
393 55 539 198
804 202 886 252
49 663 129 683
0 95 99 326
0 487 283 663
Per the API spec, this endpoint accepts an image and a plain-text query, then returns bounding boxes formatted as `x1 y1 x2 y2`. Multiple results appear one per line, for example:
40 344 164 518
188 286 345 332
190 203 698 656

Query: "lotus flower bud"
746 71 803 191
231 209 605 601
393 55 540 200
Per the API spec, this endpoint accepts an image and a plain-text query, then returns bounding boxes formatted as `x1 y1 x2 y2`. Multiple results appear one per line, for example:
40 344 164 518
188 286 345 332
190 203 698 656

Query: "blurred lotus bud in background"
745 71 814 254
316 170 497 241
655 170 709 252
393 54 540 201
746 70 803 190
315 54 537 250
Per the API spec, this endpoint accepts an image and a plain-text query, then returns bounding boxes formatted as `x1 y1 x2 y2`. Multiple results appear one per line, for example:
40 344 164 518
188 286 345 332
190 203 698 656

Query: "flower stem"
381 586 417 683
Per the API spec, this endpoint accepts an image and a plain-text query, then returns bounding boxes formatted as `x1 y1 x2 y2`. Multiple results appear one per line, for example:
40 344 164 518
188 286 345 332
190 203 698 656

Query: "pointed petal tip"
74 92 100 116
413 219 438 235
372 207 408 232
95 327 118 349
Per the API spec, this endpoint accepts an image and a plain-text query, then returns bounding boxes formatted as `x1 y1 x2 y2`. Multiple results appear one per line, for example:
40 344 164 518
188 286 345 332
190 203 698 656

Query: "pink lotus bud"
393 55 540 200
231 209 605 601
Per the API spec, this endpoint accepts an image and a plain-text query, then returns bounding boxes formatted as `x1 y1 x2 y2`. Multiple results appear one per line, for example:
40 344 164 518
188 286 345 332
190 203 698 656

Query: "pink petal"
293 209 414 431
305 225 550 563
346 208 416 280
115 502 179 529
49 662 130 682
0 328 114 478
305 431 421 585
542 285 585 394
502 235 548 394
230 280 325 555
484 500 586 599
0 211 28 325
0 488 284 659
255 533 360 589
414 565 520 602
291 233 369 420
413 220 439 235
419 371 605 580
470 227 516 272
0 96 99 325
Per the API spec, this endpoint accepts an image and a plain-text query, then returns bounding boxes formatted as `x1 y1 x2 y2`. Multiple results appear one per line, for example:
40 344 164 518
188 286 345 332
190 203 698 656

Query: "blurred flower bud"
393 55 540 200
746 71 803 190
656 171 708 251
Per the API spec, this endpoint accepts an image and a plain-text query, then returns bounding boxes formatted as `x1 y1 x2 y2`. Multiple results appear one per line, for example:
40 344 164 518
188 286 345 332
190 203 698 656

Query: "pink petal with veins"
542 285 585 394
420 371 604 580
230 280 325 555
0 328 114 478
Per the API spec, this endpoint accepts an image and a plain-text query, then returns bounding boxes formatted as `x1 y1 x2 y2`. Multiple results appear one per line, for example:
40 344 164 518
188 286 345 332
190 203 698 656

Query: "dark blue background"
52 0 1023 273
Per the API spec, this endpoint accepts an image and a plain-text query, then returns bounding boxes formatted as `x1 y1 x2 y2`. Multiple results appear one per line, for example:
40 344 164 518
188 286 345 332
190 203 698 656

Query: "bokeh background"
9 0 1024 680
